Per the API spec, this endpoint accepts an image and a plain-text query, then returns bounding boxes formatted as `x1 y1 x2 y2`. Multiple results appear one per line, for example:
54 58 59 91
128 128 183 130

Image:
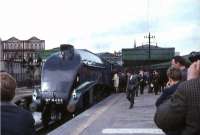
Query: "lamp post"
144 32 155 60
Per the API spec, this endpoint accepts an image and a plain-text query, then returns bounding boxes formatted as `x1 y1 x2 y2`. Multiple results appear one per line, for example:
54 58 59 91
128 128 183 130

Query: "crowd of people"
112 54 200 135
113 70 164 93
112 67 166 109
154 56 200 135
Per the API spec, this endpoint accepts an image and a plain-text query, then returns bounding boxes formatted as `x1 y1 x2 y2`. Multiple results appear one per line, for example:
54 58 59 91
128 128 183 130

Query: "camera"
189 52 200 62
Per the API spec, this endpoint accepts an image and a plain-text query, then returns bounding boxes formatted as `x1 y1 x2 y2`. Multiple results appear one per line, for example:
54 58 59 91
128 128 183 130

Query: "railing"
2 60 42 87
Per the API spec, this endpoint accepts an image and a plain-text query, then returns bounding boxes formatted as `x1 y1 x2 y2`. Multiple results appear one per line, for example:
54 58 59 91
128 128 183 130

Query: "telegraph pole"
144 32 155 59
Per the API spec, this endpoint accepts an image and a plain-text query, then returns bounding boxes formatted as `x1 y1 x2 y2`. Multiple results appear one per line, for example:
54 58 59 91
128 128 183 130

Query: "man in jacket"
171 56 187 81
155 67 181 107
154 60 200 135
155 67 182 135
126 72 139 109
152 70 160 95
139 70 145 95
1 72 36 135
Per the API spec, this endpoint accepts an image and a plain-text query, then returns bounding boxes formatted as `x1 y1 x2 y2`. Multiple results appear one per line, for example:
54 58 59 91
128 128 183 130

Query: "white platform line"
102 128 164 134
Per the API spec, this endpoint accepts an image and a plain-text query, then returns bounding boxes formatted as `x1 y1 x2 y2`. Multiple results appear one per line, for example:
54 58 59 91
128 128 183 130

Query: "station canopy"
122 45 175 67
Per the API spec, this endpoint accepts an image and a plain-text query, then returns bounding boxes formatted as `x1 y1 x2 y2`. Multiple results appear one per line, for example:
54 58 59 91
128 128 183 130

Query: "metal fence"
1 61 41 87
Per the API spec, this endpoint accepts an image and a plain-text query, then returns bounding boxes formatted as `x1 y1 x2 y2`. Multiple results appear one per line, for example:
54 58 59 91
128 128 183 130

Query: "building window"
25 44 28 50
25 44 27 50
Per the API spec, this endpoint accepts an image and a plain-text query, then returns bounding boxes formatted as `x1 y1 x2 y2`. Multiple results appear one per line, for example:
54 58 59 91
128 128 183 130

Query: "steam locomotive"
32 44 114 126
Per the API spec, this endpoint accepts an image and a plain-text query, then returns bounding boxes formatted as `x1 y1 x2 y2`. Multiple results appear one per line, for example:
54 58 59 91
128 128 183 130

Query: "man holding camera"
154 52 200 135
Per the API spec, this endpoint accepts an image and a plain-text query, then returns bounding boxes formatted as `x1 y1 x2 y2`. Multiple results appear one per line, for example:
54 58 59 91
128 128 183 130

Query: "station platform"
49 91 164 135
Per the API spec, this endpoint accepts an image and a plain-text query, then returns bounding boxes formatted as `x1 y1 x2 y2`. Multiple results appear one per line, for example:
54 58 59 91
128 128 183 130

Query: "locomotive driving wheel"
42 103 51 128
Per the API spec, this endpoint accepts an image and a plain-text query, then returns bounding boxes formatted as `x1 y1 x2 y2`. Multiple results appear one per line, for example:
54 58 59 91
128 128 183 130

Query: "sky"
0 0 199 55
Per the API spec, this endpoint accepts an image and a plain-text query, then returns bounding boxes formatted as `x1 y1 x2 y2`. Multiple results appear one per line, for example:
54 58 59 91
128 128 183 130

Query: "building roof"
28 36 40 41
123 45 174 51
136 44 160 49
7 37 19 42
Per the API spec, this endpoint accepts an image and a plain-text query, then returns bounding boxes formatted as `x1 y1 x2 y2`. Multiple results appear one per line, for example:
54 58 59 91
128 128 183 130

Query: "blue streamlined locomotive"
32 44 113 126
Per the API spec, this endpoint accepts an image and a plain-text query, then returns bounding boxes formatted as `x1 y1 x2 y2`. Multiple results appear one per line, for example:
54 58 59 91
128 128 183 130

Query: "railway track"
35 118 70 135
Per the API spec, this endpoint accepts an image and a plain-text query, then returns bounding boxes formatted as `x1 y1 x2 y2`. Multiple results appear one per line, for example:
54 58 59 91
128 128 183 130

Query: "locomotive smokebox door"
60 44 74 60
